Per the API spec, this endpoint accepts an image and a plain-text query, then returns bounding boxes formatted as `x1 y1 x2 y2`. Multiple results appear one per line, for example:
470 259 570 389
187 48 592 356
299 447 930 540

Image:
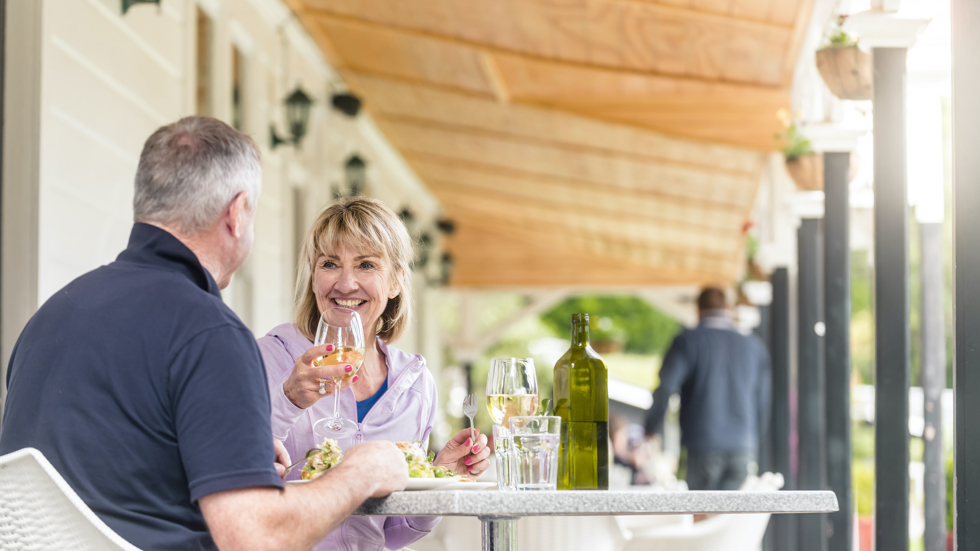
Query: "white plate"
288 478 495 491
436 481 497 491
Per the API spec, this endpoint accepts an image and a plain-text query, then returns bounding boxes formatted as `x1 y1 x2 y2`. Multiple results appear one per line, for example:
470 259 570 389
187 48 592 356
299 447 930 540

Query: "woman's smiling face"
313 244 399 337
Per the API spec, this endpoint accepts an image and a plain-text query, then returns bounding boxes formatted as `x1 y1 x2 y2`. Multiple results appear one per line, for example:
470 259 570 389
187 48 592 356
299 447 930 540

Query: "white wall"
2 0 443 379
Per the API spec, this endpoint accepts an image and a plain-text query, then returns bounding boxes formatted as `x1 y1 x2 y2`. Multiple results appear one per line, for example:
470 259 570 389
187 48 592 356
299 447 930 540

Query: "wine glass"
486 358 539 429
312 307 365 439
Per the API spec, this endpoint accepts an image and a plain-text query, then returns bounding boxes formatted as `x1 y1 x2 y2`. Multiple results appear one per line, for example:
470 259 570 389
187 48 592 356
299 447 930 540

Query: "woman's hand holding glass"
433 428 491 478
311 308 365 439
282 343 359 410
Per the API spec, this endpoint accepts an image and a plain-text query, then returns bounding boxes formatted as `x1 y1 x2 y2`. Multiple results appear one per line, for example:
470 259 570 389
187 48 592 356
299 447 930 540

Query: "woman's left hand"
433 429 490 479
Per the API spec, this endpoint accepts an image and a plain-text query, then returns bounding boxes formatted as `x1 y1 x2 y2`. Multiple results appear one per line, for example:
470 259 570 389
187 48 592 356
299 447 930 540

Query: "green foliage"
825 16 859 48
851 250 875 385
853 460 874 516
947 455 954 532
852 421 874 461
774 122 814 161
540 295 680 356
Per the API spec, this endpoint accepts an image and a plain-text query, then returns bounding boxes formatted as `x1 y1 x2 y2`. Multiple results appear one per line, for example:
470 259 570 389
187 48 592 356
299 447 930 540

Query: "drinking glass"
486 358 539 429
509 416 561 491
492 424 516 491
312 307 365 439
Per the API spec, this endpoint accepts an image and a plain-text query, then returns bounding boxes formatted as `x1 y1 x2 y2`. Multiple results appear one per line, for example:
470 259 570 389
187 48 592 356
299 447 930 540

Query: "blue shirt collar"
116 223 221 298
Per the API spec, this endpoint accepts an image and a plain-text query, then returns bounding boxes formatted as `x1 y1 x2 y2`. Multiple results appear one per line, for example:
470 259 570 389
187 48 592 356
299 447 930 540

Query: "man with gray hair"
0 116 408 551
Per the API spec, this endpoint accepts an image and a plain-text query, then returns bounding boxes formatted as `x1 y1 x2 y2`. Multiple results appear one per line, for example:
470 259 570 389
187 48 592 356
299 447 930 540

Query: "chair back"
0 447 142 551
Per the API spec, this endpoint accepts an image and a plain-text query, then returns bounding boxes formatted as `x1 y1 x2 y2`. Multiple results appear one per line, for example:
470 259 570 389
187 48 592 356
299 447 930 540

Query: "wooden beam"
349 72 766 176
303 7 792 86
412 160 745 231
479 52 510 103
436 187 740 253
778 0 815 88
447 219 738 286
377 119 758 206
448 206 741 263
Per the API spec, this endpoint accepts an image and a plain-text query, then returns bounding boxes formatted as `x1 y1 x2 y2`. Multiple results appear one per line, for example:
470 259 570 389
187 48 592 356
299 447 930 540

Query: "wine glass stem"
333 380 342 425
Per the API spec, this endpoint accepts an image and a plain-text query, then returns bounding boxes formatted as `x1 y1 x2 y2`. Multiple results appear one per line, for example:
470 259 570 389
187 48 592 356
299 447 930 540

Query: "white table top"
353 489 839 519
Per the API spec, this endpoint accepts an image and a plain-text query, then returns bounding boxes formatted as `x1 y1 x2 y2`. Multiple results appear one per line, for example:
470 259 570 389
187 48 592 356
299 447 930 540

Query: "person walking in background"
644 286 771 491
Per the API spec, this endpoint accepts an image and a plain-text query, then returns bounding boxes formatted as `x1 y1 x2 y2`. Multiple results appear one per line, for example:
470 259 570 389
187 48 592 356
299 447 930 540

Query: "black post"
824 152 852 551
755 303 773 476
951 2 980 547
756 301 774 551
798 218 827 551
0 0 6 422
766 267 795 551
920 222 946 551
873 47 910 551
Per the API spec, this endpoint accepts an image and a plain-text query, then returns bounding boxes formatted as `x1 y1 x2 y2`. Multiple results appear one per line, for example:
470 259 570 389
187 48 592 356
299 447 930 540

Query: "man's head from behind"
134 116 261 287
697 286 729 317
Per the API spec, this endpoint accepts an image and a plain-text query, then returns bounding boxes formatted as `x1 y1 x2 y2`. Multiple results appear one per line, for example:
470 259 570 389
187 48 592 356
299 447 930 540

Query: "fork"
282 448 319 477
462 393 478 444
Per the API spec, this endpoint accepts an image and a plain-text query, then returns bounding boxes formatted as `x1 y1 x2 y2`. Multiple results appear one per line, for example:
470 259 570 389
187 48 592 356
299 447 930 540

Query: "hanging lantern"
271 86 313 149
122 0 159 14
345 154 366 196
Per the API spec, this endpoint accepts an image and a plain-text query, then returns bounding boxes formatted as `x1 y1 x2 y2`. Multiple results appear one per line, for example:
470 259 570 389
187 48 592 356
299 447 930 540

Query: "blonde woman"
258 197 489 551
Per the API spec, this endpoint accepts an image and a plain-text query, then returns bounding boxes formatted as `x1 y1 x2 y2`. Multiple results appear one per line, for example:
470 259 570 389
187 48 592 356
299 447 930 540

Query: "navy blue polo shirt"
0 223 283 551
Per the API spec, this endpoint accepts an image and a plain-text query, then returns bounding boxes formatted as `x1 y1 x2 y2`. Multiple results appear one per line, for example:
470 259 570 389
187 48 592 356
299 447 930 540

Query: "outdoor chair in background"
0 447 142 551
620 472 784 551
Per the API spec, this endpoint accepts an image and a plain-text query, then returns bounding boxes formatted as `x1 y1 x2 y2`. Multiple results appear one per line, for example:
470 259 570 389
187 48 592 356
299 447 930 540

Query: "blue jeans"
685 450 754 490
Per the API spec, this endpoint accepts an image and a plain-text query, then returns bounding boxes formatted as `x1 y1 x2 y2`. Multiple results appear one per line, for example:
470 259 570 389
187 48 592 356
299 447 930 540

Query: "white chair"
620 472 784 551
0 447 142 551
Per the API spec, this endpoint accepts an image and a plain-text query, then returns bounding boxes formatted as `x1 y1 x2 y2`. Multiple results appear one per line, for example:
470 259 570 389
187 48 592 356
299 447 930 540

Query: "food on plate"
397 441 433 478
299 439 461 481
300 438 344 480
395 442 458 478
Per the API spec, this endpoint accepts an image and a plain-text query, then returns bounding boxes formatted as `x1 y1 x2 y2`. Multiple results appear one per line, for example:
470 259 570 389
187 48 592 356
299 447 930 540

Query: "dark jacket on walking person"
644 287 771 491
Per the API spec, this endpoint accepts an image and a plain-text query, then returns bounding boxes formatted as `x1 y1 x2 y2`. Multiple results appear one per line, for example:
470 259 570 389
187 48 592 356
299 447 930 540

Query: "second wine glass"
486 357 539 429
312 307 365 439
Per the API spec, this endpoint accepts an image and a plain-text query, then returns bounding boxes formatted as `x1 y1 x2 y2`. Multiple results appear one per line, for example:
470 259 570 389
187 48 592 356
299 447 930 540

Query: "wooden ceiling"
284 0 814 287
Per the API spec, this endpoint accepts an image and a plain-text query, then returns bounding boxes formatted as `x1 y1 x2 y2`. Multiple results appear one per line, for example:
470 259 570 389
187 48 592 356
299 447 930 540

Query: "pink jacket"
258 323 440 551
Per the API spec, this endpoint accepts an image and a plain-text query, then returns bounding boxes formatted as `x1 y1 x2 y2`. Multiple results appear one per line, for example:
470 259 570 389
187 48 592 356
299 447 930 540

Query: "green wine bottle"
553 313 609 490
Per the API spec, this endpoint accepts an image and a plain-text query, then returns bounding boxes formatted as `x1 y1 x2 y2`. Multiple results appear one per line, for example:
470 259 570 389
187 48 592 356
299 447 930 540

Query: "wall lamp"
345 154 366 196
122 0 159 14
270 86 313 150
331 93 362 118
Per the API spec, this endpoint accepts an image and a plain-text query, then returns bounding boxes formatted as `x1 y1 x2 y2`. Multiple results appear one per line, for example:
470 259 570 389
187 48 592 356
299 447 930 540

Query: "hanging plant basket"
816 45 872 101
785 153 824 191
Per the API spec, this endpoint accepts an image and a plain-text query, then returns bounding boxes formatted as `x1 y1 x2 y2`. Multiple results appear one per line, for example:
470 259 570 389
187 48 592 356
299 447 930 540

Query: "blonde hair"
295 197 414 343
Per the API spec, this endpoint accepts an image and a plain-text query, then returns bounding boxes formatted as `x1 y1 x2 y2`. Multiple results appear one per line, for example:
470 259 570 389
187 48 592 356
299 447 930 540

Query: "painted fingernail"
345 365 353 372
325 344 334 352
473 445 480 453
465 438 472 447
352 376 359 383
465 457 473 465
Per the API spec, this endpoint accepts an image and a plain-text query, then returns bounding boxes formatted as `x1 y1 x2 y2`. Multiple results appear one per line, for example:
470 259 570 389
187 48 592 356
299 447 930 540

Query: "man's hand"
433 429 490 478
338 440 409 497
273 439 291 479
282 344 358 409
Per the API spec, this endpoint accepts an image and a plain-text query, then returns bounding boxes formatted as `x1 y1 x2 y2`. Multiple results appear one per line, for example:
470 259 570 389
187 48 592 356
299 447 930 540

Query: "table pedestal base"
478 515 518 551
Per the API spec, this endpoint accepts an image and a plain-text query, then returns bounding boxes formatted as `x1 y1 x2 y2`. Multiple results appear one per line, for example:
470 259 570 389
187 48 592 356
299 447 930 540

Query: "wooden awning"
284 0 814 287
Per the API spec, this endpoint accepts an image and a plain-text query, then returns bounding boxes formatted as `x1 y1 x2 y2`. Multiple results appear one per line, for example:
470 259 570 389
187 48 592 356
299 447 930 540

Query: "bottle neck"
571 322 590 348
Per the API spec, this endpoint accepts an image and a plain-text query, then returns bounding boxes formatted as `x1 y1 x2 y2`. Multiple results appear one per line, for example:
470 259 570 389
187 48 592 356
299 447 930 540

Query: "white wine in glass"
486 357 539 429
487 394 540 426
312 307 365 439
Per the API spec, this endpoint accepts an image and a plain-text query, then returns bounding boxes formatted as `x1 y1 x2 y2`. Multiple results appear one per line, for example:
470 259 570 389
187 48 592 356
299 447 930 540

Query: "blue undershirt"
356 376 389 422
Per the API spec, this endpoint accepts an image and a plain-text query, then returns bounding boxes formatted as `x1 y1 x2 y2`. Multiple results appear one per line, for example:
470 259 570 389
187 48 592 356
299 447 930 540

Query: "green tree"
540 295 680 357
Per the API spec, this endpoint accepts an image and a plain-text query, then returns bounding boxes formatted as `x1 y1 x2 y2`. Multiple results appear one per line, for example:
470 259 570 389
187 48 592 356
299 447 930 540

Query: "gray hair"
133 116 261 235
